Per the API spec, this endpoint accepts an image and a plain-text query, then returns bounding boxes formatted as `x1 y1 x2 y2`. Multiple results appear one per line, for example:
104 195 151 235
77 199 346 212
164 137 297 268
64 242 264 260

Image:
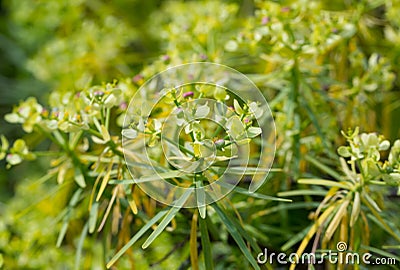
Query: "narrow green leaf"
251 202 320 219
142 189 192 249
199 215 214 270
75 222 88 270
109 171 187 185
89 202 99 233
219 167 282 175
217 181 291 202
361 245 400 263
304 155 342 180
281 225 312 251
57 189 83 247
106 208 169 268
108 179 135 185
277 189 327 197
69 189 83 207
56 217 70 247
243 224 269 244
363 192 381 212
231 220 263 255
366 213 400 242
212 203 260 270
69 130 83 149
74 168 86 188
258 224 293 237
138 170 187 183
382 245 400 249
298 179 351 190
301 99 333 157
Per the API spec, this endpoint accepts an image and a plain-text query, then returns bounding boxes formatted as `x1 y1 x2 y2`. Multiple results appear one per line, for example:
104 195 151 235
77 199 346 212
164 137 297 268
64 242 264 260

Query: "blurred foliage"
1 0 400 269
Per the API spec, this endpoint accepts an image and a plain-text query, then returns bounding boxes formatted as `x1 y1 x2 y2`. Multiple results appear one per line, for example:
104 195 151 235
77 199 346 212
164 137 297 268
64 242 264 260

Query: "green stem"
163 136 195 157
290 58 301 180
106 140 124 158
105 107 111 130
212 125 223 138
33 151 64 157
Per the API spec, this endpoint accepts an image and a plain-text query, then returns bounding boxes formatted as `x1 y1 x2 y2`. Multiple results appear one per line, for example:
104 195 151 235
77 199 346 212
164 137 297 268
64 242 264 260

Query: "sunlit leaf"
101 125 110 142
74 168 86 188
324 198 350 242
96 163 112 201
128 194 138 215
0 135 9 152
233 99 243 115
298 179 351 190
350 192 360 227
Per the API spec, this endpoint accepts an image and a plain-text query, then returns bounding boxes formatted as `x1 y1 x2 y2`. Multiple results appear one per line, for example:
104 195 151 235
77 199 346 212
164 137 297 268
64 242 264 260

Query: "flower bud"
183 91 194 98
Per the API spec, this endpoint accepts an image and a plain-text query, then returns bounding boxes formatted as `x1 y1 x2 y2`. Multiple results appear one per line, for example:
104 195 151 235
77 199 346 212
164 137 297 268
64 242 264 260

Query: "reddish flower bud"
183 91 194 98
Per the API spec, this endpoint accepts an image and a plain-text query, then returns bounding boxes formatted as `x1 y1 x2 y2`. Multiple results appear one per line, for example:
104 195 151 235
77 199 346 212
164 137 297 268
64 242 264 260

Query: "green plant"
0 75 288 269
283 128 400 269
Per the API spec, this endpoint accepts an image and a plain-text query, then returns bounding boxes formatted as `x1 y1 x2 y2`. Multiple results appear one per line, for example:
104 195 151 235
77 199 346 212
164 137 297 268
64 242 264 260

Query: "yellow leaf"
350 192 360 227
193 142 201 157
101 125 111 142
324 198 350 242
128 194 138 215
57 163 68 184
290 204 337 270
96 162 113 202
